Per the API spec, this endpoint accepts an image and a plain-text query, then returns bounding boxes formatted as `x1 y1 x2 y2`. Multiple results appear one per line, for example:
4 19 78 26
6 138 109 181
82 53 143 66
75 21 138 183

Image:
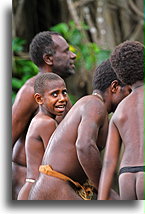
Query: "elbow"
76 139 95 155
76 140 87 154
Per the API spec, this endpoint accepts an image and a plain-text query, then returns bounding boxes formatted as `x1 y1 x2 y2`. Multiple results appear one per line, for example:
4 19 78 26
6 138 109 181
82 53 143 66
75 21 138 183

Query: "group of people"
12 31 144 200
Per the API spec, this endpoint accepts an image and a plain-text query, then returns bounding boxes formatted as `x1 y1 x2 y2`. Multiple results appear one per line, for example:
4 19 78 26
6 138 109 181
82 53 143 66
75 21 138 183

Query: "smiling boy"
17 73 68 200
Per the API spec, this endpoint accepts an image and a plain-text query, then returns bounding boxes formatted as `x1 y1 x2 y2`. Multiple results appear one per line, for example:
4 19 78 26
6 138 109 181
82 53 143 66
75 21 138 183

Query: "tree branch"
128 0 144 19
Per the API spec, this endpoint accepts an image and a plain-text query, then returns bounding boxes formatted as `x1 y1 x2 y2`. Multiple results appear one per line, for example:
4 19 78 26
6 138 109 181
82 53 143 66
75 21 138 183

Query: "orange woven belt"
39 164 92 200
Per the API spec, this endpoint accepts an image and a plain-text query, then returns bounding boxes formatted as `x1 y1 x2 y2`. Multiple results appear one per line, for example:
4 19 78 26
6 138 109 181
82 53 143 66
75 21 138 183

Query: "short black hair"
92 59 125 92
110 40 144 85
34 73 64 95
29 31 60 67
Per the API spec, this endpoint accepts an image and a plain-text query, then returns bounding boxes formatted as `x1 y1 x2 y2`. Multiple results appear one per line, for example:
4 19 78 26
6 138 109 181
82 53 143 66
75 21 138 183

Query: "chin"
56 112 64 116
67 69 75 76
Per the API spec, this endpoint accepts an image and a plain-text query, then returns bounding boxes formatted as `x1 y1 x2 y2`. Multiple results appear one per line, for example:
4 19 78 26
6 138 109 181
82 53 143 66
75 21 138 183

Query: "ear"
34 93 43 104
43 54 53 65
111 80 120 93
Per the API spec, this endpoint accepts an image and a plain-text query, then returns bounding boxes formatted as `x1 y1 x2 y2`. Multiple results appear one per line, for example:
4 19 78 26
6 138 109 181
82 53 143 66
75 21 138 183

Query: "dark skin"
17 79 69 200
12 34 76 199
29 82 130 200
98 81 144 200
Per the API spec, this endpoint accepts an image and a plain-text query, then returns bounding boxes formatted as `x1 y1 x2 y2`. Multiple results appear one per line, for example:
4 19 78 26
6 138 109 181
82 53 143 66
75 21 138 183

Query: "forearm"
97 162 116 200
77 143 102 190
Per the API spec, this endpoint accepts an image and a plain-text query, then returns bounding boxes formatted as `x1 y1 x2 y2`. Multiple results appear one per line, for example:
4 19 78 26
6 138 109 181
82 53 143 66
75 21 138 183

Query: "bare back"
42 95 109 185
113 86 143 168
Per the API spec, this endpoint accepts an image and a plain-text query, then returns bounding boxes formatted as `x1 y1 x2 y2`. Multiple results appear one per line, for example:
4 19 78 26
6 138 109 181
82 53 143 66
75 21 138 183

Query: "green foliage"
96 49 111 65
68 94 78 105
12 37 26 52
12 38 39 104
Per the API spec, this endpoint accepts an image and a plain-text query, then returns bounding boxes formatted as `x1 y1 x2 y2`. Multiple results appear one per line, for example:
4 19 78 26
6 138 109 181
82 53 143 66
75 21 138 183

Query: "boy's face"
38 80 68 117
51 35 76 78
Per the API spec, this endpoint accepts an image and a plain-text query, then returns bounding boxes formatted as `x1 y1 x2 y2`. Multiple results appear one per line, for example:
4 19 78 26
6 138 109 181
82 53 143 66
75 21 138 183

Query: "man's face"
51 35 76 78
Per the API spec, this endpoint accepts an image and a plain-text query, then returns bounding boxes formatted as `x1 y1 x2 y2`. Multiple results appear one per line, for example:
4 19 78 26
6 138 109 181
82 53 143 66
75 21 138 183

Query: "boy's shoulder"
28 114 57 137
32 113 56 126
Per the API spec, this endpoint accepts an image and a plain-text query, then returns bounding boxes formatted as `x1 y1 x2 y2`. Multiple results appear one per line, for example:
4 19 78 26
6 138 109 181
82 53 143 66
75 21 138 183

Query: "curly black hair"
110 40 144 85
29 31 60 67
34 73 64 95
92 59 125 92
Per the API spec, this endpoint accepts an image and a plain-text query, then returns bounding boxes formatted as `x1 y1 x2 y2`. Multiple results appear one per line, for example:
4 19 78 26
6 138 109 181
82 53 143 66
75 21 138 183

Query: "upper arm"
12 85 37 144
76 102 105 149
103 116 122 167
39 119 57 149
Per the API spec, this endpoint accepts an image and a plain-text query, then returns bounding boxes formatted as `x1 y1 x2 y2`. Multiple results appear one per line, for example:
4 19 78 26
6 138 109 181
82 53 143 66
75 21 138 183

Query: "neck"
39 65 52 73
131 81 144 91
93 89 113 114
92 90 104 102
39 106 56 119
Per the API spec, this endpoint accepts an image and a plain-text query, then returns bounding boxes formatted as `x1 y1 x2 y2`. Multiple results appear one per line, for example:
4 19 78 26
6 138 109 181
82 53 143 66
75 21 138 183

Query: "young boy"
17 73 69 200
28 59 131 200
98 41 144 200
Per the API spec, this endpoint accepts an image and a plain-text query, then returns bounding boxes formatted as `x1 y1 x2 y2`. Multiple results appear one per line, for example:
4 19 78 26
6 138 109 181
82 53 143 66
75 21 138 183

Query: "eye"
62 90 67 95
64 48 69 53
51 92 58 97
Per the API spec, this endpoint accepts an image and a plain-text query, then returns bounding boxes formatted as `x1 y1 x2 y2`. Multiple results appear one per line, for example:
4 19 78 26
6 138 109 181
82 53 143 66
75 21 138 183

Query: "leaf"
12 38 26 52
50 23 69 39
12 78 23 89
96 50 111 65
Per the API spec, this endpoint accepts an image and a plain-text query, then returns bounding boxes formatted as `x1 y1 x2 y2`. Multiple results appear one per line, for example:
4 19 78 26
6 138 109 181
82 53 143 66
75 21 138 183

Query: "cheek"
65 96 69 102
44 98 55 107
55 55 68 64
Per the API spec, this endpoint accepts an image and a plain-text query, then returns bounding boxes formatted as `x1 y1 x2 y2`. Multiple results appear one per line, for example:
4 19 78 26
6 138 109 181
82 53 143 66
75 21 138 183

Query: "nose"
70 51 76 59
58 94 67 102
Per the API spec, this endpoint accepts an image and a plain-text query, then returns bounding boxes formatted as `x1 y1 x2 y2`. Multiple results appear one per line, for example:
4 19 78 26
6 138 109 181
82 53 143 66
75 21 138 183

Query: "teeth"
56 105 64 108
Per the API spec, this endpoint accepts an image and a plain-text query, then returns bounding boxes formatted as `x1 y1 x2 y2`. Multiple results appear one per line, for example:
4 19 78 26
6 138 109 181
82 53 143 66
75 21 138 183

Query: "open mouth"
55 104 66 113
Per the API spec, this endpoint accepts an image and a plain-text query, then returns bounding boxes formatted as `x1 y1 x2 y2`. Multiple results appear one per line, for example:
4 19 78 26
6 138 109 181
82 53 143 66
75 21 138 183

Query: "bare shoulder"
112 92 135 125
39 116 57 129
31 114 57 133
13 76 38 110
82 95 106 114
80 95 105 110
79 95 107 125
17 76 36 95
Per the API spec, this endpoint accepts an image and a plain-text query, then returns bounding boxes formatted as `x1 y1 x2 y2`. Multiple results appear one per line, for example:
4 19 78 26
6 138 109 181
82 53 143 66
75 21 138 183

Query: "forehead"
52 35 69 50
44 79 66 91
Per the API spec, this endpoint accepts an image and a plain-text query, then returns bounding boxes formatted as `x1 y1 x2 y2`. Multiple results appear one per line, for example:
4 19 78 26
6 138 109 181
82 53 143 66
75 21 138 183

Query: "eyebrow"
50 88 67 93
61 44 69 51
